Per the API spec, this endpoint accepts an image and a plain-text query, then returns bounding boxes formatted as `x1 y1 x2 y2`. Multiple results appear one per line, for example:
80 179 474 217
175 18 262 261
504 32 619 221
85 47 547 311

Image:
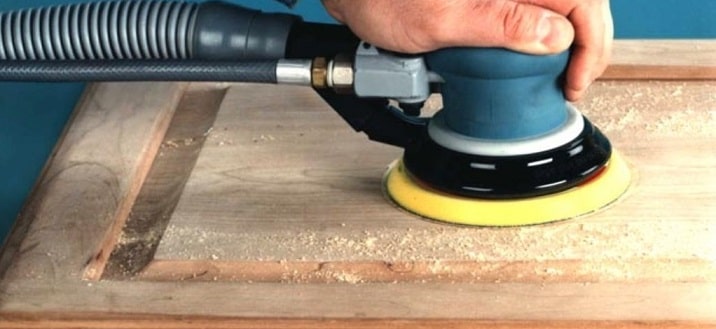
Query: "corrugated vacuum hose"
0 0 303 82
0 1 198 60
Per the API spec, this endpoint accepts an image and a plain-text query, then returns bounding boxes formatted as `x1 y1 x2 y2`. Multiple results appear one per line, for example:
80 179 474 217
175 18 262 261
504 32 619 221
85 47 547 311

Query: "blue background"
1 0 715 241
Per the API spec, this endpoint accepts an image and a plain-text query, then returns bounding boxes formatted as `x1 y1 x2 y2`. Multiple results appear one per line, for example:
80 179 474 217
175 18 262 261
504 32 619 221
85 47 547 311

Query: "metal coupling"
311 57 329 89
327 53 354 93
277 59 313 86
310 55 355 93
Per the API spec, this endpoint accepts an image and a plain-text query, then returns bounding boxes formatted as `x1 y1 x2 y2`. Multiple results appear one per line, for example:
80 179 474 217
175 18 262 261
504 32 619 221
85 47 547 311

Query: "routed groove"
0 1 199 60
101 84 229 279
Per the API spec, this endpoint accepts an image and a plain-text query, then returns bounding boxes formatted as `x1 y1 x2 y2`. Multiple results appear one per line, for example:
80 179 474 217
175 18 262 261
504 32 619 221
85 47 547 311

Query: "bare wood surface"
150 81 716 285
604 40 716 80
1 41 715 328
0 82 186 284
0 280 715 321
0 313 712 329
102 85 228 279
78 83 188 280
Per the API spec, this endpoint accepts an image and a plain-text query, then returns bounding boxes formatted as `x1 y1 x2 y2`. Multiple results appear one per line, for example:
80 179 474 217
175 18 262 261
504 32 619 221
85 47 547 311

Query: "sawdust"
578 81 716 137
282 269 365 284
156 196 716 284
160 217 710 262
206 126 235 146
252 134 276 143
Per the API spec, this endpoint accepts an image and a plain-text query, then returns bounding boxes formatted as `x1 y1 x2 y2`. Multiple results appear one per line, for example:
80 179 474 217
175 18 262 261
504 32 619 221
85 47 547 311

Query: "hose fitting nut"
328 53 354 93
311 57 328 89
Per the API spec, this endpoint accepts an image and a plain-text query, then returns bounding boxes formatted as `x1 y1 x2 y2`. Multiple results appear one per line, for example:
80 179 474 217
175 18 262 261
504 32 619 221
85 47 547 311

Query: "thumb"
444 1 575 54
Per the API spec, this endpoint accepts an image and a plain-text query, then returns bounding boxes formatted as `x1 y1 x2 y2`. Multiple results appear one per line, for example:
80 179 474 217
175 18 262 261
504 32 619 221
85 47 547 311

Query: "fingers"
319 0 427 53
436 0 575 55
320 0 576 55
320 0 346 22
564 0 613 101
319 0 612 101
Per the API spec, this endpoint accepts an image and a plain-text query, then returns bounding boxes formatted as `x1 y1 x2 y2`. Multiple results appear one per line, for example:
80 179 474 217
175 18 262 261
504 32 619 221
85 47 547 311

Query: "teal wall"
612 0 716 38
1 0 715 241
0 0 89 242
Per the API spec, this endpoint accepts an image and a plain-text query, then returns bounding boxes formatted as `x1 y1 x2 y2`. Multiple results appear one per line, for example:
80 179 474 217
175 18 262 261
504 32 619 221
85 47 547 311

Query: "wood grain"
1 312 713 329
151 81 716 285
0 82 186 284
1 280 715 321
102 84 228 279
78 83 188 280
0 41 715 328
604 40 716 80
139 259 716 284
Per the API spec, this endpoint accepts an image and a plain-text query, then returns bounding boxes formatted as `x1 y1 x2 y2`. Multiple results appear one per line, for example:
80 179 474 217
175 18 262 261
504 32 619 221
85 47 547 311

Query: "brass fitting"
311 57 328 89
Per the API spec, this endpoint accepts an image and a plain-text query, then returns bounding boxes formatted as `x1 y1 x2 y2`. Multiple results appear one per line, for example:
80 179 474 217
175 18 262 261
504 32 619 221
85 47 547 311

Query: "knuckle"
321 0 346 22
412 2 468 48
423 20 452 45
498 3 538 42
402 14 449 51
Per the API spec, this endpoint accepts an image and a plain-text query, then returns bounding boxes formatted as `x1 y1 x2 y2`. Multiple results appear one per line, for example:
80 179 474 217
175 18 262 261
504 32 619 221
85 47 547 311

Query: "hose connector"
193 1 300 60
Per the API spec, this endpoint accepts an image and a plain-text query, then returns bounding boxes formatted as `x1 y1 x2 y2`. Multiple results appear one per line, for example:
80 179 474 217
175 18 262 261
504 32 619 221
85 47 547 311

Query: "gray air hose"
0 0 302 82
0 60 279 82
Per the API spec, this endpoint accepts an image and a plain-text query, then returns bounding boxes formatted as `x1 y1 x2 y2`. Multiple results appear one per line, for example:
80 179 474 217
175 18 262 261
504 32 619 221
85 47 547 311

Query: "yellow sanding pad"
384 151 631 226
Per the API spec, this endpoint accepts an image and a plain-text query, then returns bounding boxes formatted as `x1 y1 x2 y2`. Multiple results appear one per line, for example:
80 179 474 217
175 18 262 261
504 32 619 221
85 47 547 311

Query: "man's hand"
321 0 613 101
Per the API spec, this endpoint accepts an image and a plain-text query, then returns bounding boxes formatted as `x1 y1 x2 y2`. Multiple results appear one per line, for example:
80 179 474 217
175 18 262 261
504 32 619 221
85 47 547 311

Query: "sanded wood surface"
0 41 715 328
145 81 716 285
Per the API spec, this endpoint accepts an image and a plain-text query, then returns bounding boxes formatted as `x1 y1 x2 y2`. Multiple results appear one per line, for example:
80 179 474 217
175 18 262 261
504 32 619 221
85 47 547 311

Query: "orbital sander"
0 0 630 226
384 48 631 226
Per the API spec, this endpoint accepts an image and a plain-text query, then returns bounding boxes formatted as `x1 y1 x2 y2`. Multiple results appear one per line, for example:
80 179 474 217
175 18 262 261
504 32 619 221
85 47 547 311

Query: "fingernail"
537 16 573 51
